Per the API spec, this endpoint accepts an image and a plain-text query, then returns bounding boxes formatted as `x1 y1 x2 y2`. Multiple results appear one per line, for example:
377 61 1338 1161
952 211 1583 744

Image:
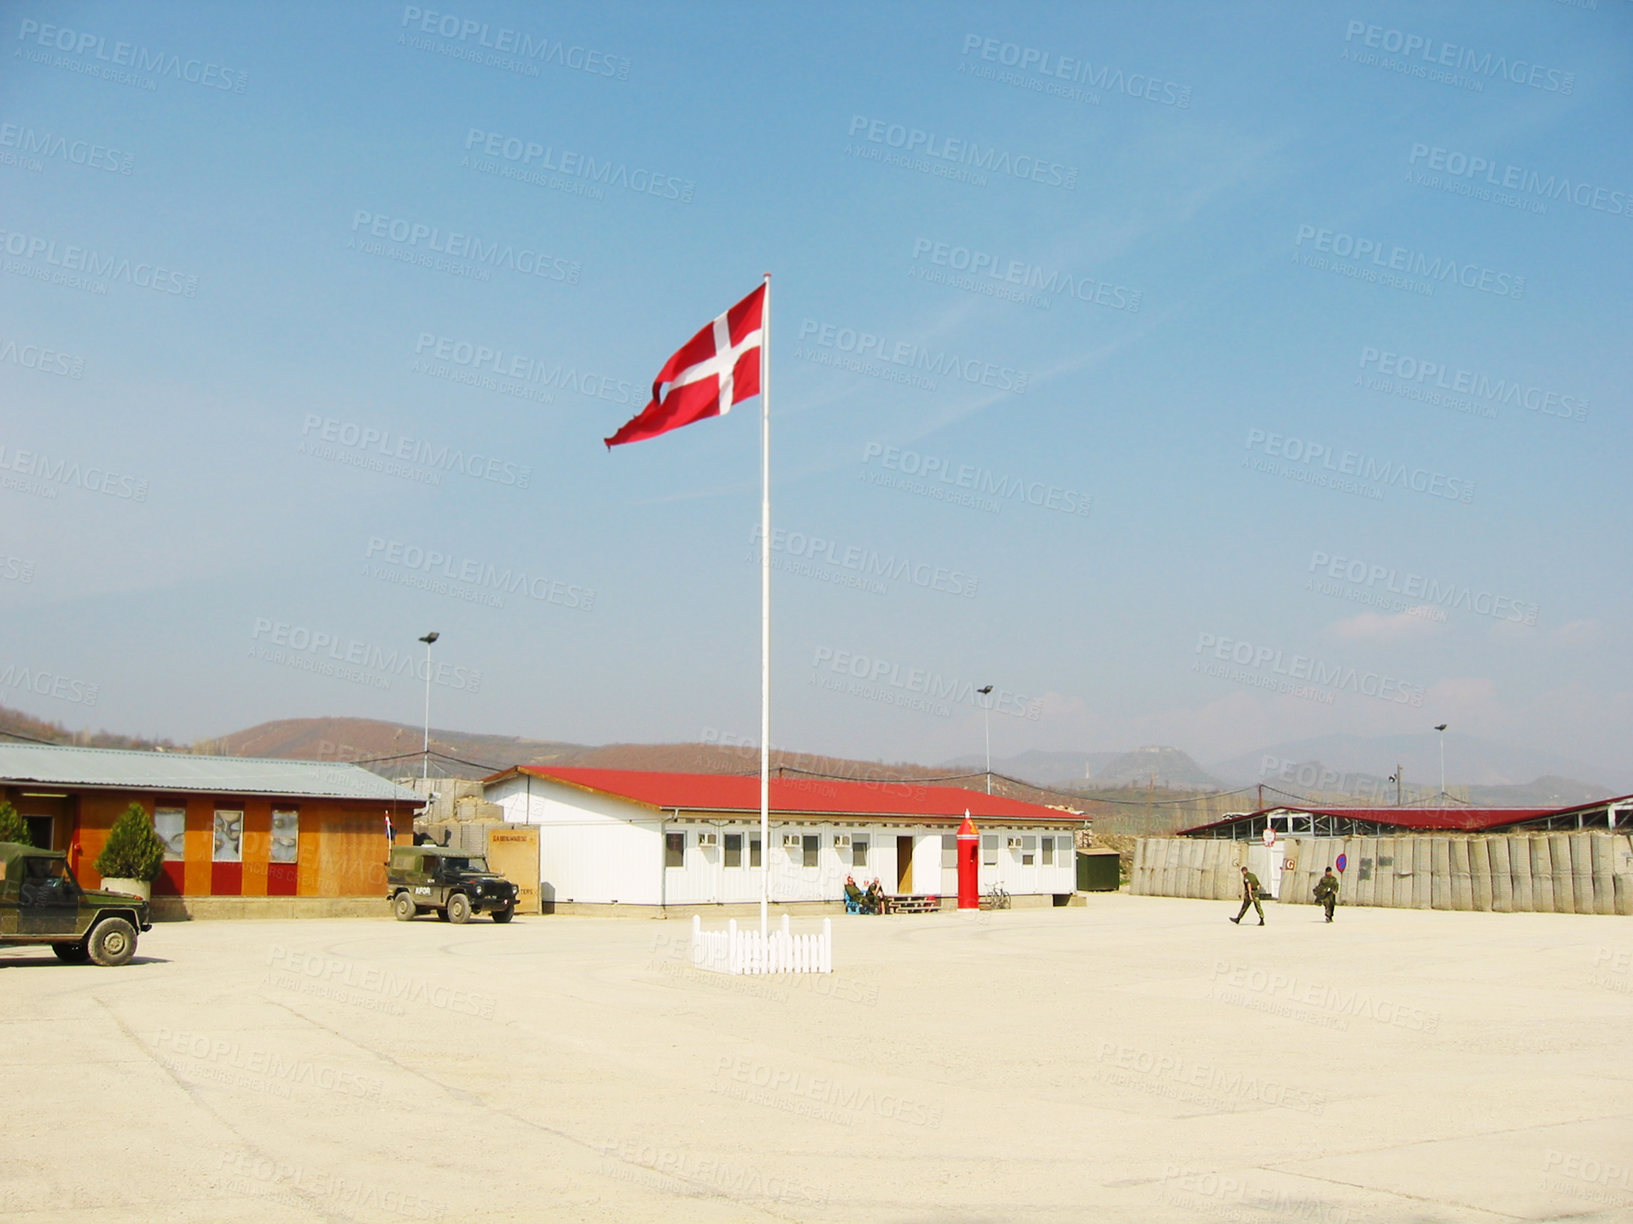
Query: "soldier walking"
1314 866 1339 922
1231 865 1264 925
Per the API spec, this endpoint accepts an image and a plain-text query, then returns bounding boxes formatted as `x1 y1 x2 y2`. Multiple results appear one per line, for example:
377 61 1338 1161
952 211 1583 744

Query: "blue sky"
2 0 1629 784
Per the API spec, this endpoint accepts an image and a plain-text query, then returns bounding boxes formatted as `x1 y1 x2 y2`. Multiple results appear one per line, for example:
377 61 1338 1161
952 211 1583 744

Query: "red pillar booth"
957 813 980 909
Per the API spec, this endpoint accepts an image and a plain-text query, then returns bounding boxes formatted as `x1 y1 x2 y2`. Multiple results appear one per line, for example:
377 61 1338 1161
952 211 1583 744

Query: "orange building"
0 743 419 913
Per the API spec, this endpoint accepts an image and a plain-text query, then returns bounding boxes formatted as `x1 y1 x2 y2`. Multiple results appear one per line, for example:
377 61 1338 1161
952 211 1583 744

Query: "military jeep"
386 846 518 924
0 841 153 966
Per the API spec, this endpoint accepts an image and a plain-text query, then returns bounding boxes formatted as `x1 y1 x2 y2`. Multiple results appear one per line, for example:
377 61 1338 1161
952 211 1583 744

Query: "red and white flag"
605 282 766 447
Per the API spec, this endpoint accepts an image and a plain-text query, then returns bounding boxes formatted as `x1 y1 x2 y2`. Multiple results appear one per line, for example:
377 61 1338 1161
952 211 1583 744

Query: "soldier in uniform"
1314 866 1339 922
1231 865 1264 925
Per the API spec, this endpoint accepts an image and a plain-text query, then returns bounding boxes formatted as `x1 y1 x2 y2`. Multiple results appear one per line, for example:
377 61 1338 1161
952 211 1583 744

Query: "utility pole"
418 631 439 783
977 685 994 795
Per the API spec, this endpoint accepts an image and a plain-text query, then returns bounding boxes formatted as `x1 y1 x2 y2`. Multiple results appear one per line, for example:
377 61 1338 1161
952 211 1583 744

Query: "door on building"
17 794 71 851
896 836 914 893
1247 843 1283 902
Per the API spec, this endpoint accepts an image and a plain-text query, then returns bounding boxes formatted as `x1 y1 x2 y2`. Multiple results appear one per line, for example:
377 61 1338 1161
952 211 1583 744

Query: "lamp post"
419 632 440 783
977 684 994 795
1434 724 1448 799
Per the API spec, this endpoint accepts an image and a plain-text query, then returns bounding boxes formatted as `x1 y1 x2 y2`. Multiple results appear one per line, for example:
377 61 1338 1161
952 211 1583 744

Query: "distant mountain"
947 746 1219 791
7 703 1620 810
214 716 960 786
216 717 587 778
1091 746 1219 790
1208 732 1620 793
1465 776 1612 808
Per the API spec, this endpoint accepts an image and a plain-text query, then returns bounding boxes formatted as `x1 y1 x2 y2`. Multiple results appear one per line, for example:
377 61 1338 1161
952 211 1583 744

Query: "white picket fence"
690 914 833 975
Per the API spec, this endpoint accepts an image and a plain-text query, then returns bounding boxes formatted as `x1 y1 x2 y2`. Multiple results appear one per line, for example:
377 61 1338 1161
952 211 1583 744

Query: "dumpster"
1076 849 1121 892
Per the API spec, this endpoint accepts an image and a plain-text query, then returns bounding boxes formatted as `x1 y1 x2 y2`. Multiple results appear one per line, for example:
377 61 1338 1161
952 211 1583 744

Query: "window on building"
724 833 742 868
270 810 299 864
154 808 186 861
802 835 819 869
1042 836 1054 865
212 810 243 862
1022 835 1037 866
941 834 956 868
749 837 761 868
665 832 685 868
982 835 997 866
852 837 868 868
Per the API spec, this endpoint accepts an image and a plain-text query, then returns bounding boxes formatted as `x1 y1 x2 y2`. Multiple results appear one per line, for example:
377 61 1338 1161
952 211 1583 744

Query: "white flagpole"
759 272 772 942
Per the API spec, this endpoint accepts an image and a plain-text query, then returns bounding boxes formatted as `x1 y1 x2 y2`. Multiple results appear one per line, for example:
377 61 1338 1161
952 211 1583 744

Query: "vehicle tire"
392 892 416 922
446 893 471 924
435 907 450 922
53 941 91 964
88 918 137 967
491 904 514 924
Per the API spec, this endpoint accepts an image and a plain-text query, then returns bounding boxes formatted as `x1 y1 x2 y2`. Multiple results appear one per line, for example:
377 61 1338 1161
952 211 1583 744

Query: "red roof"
485 766 1080 826
1183 805 1562 835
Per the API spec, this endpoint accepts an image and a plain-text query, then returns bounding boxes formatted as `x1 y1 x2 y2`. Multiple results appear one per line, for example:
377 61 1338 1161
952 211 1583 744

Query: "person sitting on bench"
866 878 887 914
844 875 866 913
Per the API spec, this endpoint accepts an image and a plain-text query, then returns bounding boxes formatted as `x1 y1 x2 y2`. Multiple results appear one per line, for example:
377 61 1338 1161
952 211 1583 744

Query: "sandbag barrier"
1130 833 1633 914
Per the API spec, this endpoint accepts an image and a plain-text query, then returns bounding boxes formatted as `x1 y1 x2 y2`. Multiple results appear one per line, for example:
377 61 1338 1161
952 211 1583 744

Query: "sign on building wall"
487 826 541 914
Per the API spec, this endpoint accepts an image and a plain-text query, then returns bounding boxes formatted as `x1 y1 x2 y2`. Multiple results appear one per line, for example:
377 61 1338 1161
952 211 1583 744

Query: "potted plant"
94 802 167 901
0 801 30 846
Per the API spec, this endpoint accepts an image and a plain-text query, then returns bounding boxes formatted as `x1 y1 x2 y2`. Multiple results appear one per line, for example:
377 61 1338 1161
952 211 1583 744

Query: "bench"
884 894 940 914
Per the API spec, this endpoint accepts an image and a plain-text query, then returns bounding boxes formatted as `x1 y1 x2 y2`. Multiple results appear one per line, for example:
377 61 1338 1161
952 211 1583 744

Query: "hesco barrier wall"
1132 833 1633 915
1128 838 1251 900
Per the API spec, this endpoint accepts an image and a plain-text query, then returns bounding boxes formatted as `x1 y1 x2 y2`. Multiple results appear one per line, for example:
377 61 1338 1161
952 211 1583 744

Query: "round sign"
1262 827 1276 848
1336 853 1348 872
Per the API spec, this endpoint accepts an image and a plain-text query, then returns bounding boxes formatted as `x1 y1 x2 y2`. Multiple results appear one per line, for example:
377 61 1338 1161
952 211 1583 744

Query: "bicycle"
981 884 1010 911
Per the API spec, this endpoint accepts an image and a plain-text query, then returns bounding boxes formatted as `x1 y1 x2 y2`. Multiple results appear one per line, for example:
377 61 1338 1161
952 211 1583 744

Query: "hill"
1208 732 1619 792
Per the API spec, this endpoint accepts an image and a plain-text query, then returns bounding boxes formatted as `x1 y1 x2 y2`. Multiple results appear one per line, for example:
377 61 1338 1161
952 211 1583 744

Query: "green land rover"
386 845 518 924
0 841 153 966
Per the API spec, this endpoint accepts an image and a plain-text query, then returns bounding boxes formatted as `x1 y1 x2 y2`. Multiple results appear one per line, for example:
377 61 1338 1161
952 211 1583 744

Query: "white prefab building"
481 767 1083 911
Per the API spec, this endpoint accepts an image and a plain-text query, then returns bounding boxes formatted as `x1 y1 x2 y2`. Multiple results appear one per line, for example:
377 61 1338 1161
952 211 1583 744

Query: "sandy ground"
2 893 1631 1223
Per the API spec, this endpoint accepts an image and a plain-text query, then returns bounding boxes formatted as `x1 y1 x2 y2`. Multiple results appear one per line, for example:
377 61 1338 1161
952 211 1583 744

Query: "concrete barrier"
1571 832 1596 915
1412 838 1433 909
1616 835 1633 917
1371 838 1396 908
1430 837 1452 909
1392 838 1415 909
1468 837 1491 911
1133 832 1630 915
1591 835 1615 916
1510 835 1533 911
1529 838 1554 913
1487 837 1513 913
1188 842 1214 900
1549 833 1574 914
1450 838 1474 911
1214 840 1242 899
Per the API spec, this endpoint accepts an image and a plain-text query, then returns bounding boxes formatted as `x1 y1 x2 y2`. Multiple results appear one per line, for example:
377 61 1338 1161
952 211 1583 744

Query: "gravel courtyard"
3 894 1630 1223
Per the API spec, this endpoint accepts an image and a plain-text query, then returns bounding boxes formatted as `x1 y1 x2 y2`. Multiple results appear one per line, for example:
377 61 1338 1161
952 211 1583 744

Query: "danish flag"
605 282 766 447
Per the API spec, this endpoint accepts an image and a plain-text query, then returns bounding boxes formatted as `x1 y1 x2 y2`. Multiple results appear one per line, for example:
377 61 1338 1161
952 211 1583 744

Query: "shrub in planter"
0 801 29 846
95 802 167 891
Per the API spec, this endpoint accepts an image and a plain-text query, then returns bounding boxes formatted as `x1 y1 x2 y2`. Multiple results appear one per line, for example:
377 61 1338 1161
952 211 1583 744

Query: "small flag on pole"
605 283 766 447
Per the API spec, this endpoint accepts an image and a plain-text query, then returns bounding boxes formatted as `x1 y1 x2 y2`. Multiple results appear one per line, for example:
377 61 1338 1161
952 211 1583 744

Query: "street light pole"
977 685 994 795
419 632 440 783
1434 724 1448 799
